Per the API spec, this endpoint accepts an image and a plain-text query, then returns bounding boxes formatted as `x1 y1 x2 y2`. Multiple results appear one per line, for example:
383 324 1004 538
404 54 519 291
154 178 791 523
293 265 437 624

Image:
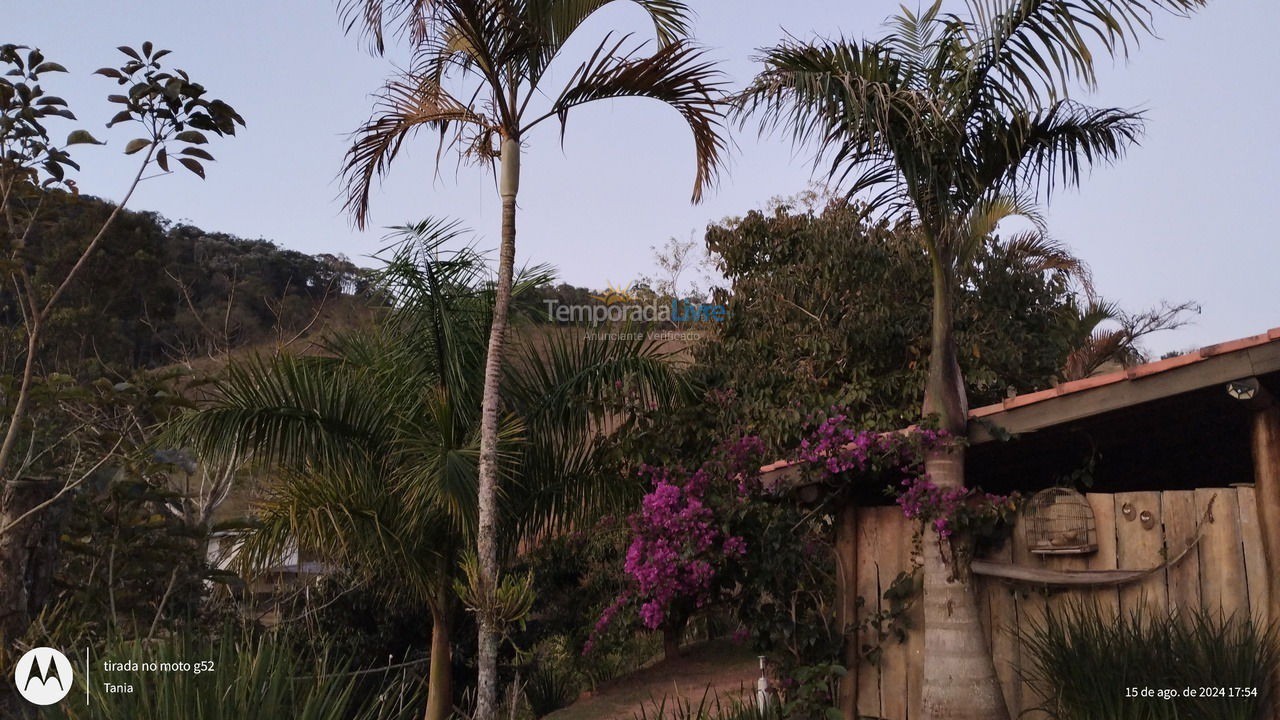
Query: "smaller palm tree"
171 219 686 720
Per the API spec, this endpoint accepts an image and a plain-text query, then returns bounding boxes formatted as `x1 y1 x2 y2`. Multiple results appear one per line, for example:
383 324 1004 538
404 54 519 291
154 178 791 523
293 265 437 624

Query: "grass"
1019 601 1279 720
633 687 779 720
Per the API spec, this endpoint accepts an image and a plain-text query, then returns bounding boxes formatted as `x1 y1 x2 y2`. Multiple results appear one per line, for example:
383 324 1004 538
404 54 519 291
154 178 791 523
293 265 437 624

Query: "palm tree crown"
737 0 1204 265
341 0 727 225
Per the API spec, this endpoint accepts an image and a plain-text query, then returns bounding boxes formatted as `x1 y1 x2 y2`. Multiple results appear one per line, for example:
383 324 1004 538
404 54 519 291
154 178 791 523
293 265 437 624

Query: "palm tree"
1060 299 1198 380
170 220 686 720
336 4 724 714
736 0 1205 717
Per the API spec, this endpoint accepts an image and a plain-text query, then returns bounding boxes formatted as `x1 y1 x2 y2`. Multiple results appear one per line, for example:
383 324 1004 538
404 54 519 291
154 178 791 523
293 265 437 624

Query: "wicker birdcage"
1023 487 1097 555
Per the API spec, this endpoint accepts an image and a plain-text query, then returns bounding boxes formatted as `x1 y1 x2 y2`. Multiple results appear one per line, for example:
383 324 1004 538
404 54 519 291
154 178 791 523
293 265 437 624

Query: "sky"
8 0 1279 356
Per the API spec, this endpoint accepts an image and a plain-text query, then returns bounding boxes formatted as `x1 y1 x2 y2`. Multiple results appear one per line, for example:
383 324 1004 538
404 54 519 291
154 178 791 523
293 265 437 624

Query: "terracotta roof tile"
1127 350 1202 378
971 327 1280 417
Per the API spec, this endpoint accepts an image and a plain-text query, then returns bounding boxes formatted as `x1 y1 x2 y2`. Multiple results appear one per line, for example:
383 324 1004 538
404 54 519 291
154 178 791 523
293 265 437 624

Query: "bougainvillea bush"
592 408 1018 716
587 436 765 657
792 410 947 485
798 410 1019 568
896 479 1019 544
591 413 944 648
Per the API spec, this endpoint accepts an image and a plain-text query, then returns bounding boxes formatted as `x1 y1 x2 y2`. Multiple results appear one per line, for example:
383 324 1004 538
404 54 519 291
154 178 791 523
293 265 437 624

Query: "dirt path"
545 640 760 720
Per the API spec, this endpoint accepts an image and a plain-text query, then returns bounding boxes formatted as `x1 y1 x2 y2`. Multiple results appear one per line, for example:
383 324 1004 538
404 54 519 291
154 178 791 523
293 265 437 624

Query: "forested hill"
0 186 375 376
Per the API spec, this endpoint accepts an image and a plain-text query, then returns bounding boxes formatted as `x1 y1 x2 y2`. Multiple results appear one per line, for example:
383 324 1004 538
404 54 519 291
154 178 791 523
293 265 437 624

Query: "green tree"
0 45 241 699
337 3 726 715
700 196 1096 452
736 1 1205 717
170 220 686 720
0 43 242 477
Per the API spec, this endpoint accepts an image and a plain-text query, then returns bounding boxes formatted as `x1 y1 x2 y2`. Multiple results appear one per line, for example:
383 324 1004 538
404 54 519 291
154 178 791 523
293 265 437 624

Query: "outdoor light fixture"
1226 377 1261 401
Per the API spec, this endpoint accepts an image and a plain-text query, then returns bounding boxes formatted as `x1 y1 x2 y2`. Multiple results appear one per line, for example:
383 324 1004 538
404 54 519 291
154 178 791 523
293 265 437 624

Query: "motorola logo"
13 647 73 705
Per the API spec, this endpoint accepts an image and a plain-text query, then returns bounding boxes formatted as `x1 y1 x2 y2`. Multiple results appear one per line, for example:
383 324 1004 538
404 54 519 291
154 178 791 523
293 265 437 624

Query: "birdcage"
1023 487 1097 555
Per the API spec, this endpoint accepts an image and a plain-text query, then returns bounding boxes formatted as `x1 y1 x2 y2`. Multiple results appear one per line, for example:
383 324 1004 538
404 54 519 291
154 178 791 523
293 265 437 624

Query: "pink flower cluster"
622 463 747 630
583 593 629 655
795 412 946 479
722 435 766 495
587 439 768 653
896 476 1018 539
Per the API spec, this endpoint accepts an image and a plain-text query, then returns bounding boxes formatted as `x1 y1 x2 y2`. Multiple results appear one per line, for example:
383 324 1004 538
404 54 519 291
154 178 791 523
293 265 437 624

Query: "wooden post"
1250 403 1280 624
835 499 858 720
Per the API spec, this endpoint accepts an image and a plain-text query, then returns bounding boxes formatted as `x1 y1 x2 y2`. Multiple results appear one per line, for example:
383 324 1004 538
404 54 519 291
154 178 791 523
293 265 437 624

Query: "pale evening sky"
7 0 1278 356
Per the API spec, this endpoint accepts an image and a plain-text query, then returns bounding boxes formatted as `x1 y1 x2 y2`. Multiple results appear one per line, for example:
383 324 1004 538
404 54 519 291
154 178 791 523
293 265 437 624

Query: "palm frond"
1060 299 1197 380
338 0 437 54
390 386 526 540
166 353 399 472
342 74 496 227
998 229 1095 299
374 218 493 410
972 100 1144 199
520 0 693 82
238 454 454 604
735 38 932 214
963 192 1046 239
1062 327 1128 380
883 0 951 77
503 326 690 538
963 0 1208 107
533 35 727 202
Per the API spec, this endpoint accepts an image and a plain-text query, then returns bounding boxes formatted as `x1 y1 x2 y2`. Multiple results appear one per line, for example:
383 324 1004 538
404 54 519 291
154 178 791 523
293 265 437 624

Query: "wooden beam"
1249 403 1280 624
834 499 858 720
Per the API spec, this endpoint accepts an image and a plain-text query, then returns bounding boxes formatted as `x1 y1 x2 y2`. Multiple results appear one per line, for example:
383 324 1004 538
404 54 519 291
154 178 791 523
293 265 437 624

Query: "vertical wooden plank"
1162 490 1203 619
879 508 909 720
1086 493 1121 619
1238 486 1271 623
1196 488 1248 620
1044 543 1089 620
855 507 883 720
835 501 860 719
977 545 994 649
983 539 1021 720
1010 512 1050 720
1115 491 1168 620
1249 405 1280 624
904 526 924 720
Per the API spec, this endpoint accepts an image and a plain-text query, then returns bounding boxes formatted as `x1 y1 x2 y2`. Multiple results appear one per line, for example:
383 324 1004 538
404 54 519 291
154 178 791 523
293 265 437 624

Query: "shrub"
524 659 580 718
1020 601 1279 720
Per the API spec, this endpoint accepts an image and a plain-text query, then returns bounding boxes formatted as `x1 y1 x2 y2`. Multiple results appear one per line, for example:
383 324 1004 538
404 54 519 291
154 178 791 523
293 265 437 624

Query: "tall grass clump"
524 660 580 718
1020 601 1279 720
49 632 422 720
633 687 784 720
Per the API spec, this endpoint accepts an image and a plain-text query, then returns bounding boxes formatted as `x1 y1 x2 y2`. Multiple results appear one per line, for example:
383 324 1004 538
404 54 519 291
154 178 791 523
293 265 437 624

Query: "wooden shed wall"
852 487 1270 719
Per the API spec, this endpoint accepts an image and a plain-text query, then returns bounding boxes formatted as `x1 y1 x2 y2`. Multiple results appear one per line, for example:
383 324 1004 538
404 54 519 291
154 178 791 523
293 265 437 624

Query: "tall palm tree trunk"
425 602 454 720
920 256 1009 720
475 135 520 720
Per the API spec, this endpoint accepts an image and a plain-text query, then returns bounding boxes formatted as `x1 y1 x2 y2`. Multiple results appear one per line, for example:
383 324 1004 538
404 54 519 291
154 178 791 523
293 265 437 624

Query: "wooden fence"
852 487 1272 719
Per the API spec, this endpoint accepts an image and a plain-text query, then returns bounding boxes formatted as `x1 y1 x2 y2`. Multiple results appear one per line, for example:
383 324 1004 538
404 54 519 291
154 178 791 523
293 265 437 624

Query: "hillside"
0 186 374 376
